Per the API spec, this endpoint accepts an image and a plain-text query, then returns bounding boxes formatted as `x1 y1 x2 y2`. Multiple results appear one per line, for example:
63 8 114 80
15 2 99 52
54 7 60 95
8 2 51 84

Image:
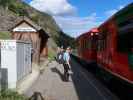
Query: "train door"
118 32 133 70
117 31 133 78
91 33 98 61
127 32 133 70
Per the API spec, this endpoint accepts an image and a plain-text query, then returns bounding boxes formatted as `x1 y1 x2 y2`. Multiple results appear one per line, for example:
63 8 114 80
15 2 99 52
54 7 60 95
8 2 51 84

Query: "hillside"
0 0 58 57
0 0 76 55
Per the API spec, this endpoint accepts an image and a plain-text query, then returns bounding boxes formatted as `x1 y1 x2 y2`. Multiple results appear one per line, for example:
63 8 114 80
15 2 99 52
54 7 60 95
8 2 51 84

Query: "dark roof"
10 16 49 37
10 16 40 30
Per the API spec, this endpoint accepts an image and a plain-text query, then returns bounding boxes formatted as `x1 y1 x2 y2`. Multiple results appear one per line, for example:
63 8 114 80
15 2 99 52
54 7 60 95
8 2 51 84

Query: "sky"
23 0 133 38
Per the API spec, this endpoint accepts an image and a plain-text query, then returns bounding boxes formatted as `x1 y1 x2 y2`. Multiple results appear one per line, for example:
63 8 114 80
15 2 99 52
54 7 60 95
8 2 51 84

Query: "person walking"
63 47 72 81
56 46 64 64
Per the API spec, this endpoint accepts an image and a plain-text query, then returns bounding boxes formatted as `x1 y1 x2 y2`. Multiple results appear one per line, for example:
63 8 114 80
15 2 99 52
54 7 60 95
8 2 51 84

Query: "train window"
97 39 103 51
84 39 87 49
82 39 86 50
88 40 91 49
84 39 88 49
85 38 90 49
82 39 84 50
83 39 85 50
102 39 106 51
81 39 84 51
79 40 82 51
117 32 133 52
97 33 107 51
97 40 100 51
80 40 82 51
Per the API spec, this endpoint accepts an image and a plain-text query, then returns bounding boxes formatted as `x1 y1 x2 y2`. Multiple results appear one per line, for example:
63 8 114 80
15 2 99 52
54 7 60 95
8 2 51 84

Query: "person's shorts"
63 64 70 70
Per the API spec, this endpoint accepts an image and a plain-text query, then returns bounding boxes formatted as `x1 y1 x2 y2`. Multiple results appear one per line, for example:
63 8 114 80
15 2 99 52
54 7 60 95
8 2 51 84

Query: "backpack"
57 52 65 64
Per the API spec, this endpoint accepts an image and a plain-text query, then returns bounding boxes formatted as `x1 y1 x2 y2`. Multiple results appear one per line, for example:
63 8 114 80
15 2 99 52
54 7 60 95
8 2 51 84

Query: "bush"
0 89 28 100
0 32 11 39
31 14 40 23
9 2 28 16
48 50 56 61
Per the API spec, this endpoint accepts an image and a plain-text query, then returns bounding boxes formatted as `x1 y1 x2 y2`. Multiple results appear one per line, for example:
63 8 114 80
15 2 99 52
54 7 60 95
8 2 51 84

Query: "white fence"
0 40 32 89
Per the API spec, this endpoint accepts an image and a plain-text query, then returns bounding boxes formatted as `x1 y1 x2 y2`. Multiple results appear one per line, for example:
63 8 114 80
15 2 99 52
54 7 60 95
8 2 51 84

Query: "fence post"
0 68 8 91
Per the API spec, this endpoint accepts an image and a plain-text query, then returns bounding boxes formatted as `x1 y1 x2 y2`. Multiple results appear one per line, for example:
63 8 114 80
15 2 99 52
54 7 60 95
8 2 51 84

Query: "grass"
0 89 28 100
0 32 11 39
48 49 56 62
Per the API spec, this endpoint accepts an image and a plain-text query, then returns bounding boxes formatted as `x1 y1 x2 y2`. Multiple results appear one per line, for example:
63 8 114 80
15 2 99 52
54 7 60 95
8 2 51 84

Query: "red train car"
77 3 133 85
77 28 98 62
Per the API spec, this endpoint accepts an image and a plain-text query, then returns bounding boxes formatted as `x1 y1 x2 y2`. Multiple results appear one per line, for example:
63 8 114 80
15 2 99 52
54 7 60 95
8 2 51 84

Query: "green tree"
0 0 13 10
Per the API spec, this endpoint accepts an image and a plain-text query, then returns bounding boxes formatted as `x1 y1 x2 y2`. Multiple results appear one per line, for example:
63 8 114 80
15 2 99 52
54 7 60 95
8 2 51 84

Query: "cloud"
29 0 101 38
105 5 125 17
30 0 77 16
105 9 118 17
54 13 101 37
119 5 124 9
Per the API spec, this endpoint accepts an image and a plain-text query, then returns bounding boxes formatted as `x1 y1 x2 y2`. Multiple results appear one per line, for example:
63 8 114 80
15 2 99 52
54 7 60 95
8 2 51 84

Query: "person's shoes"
68 70 73 74
66 79 69 82
64 77 69 82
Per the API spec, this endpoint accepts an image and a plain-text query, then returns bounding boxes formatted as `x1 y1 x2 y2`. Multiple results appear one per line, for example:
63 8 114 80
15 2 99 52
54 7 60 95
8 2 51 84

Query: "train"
76 3 133 85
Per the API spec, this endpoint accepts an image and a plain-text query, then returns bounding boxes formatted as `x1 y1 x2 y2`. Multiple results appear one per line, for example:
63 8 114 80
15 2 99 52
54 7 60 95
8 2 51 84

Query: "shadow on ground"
51 60 103 100
70 57 118 100
51 67 66 81
51 58 118 100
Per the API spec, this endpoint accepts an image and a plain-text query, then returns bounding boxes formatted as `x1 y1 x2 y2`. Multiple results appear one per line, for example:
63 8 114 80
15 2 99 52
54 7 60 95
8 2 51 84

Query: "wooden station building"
10 17 49 63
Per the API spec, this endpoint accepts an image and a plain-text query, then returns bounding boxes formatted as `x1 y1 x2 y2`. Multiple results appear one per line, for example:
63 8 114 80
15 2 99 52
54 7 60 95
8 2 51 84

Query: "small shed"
10 17 49 63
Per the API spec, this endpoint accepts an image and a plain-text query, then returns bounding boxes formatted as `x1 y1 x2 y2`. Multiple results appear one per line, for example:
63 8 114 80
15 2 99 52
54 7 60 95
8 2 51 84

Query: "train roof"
76 32 88 40
115 3 133 18
99 3 133 28
76 28 98 40
77 3 133 40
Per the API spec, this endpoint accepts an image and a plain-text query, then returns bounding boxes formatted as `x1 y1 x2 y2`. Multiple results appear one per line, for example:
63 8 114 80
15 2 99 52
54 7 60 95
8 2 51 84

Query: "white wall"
0 40 32 89
1 40 17 88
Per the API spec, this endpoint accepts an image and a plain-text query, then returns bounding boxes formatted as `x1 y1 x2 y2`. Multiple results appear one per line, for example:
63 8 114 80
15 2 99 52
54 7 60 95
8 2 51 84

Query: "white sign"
13 22 37 32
